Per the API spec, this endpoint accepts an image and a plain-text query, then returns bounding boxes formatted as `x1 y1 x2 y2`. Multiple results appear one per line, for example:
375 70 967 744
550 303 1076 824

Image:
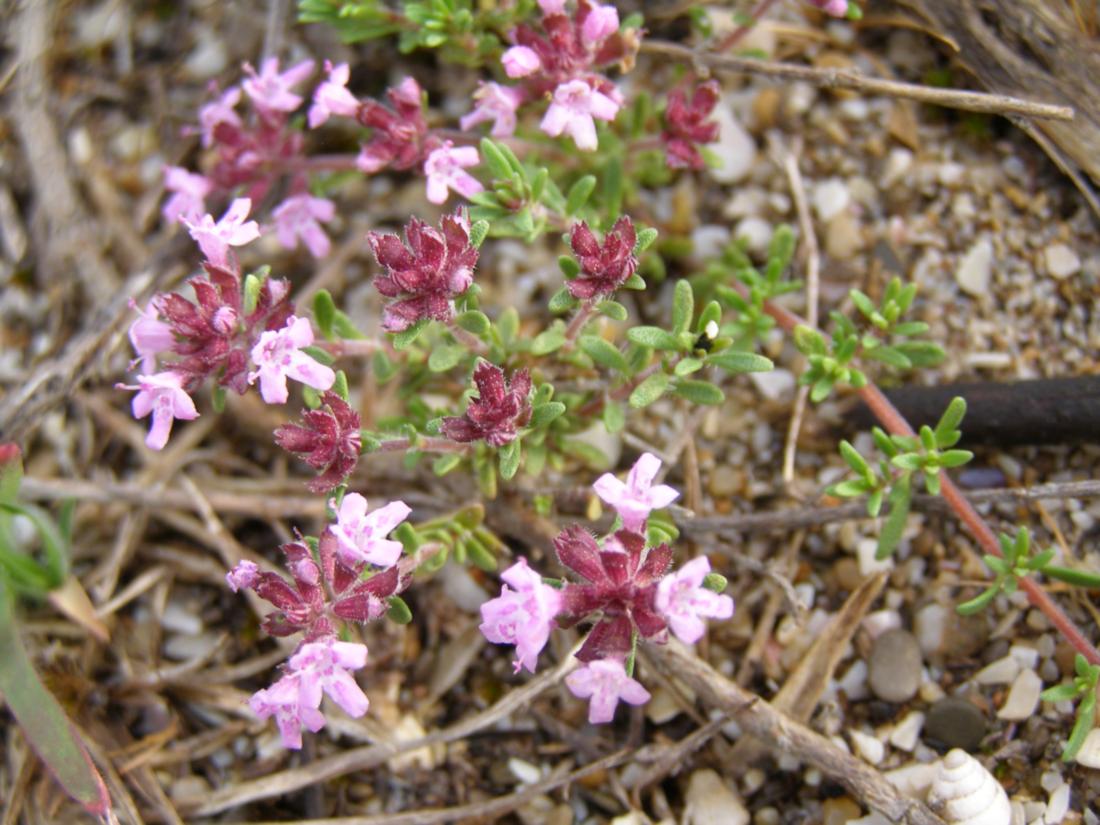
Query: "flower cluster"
367 211 479 332
662 81 721 171
226 494 411 748
463 0 640 151
479 454 733 724
165 58 338 258
119 201 334 449
274 391 362 493
566 216 638 299
440 362 532 447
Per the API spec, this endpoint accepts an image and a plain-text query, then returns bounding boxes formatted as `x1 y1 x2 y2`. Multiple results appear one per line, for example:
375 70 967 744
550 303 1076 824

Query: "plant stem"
749 285 1100 665
374 436 470 454
317 339 388 357
445 319 490 356
563 298 598 350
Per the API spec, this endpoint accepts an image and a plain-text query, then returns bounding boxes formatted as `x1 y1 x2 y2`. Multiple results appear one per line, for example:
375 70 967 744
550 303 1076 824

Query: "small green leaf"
531 325 567 355
497 307 519 345
627 326 680 351
242 267 269 316
935 397 968 444
707 350 773 373
480 138 515 181
463 533 497 572
622 272 647 290
895 340 946 367
469 220 490 249
455 310 491 337
702 572 728 593
603 400 625 433
548 287 577 314
766 224 795 274
956 586 999 615
565 175 597 215
793 325 828 356
499 439 522 480
634 226 658 254
529 402 566 428
331 370 349 402
867 488 884 518
838 440 870 476
673 379 725 405
891 453 924 472
875 474 912 559
387 595 413 624
428 342 465 372
865 345 913 369
829 479 873 498
939 450 974 468
300 345 336 366
312 289 337 339
1063 693 1098 761
392 319 428 350
629 372 671 408
671 280 695 335
1040 683 1083 703
674 357 704 376
433 453 463 476
596 300 628 321
579 336 628 371
559 256 581 279
1043 565 1100 589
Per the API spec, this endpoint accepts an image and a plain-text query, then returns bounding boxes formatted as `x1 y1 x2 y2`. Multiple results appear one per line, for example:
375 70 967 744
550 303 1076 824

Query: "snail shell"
928 749 1011 825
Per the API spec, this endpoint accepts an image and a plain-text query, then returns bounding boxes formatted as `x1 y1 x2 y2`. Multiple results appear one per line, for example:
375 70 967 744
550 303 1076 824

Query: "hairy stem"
373 436 470 454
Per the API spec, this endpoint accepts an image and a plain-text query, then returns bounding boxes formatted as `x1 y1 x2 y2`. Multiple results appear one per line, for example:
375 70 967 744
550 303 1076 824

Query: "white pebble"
884 762 938 797
836 659 870 701
1074 728 1100 768
1009 645 1040 670
914 602 949 656
508 757 542 785
881 148 913 188
684 769 749 825
1045 783 1070 823
956 237 994 297
813 178 851 222
857 538 893 577
973 654 1020 686
708 105 756 185
889 711 925 752
850 729 885 765
749 368 795 402
997 668 1042 720
733 217 772 257
1043 244 1081 279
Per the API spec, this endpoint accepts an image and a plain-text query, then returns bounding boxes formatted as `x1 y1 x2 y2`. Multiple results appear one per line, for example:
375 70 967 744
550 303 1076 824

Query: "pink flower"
593 452 679 532
288 638 371 718
184 198 261 268
440 362 532 447
565 658 651 723
162 166 212 224
330 493 411 569
808 0 849 16
356 77 428 173
274 391 361 493
248 315 336 404
249 672 327 750
480 558 562 673
538 0 567 13
580 2 619 46
566 216 638 299
502 45 542 78
120 371 200 450
308 61 360 128
198 86 242 147
128 300 175 374
242 57 315 113
662 81 721 170
226 559 260 593
540 79 620 151
423 142 484 205
460 82 526 138
654 557 734 644
272 194 336 258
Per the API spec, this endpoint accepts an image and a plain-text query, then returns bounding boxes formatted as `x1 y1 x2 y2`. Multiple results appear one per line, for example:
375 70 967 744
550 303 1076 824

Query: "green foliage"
399 503 505 573
709 226 800 348
828 399 973 559
1041 654 1100 762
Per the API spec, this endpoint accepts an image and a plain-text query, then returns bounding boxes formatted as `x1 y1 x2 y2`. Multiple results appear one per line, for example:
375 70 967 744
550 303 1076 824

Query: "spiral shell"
928 749 1011 825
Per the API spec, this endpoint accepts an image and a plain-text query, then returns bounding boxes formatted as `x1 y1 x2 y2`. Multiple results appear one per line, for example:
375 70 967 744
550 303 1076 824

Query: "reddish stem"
755 285 1100 665
375 436 470 454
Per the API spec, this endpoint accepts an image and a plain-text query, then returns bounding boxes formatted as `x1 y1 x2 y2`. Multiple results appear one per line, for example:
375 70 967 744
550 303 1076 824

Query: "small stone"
822 797 862 825
914 602 949 657
813 178 851 222
749 368 795 402
833 558 864 592
889 711 925 752
997 668 1042 720
684 769 750 825
1046 783 1070 823
956 237 994 297
881 148 913 187
836 659 869 701
850 729 885 765
1044 244 1081 279
733 217 772 257
868 629 922 703
884 762 938 797
709 105 756 185
924 697 987 751
508 757 542 785
857 538 893 577
708 465 743 499
973 654 1020 686
825 212 863 259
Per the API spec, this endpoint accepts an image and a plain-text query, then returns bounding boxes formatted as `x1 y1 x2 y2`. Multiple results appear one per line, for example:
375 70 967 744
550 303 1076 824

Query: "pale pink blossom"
184 198 261 268
592 452 679 532
540 79 620 151
225 559 260 593
330 493 411 569
272 194 336 258
460 82 525 138
808 0 849 16
502 45 541 78
248 315 335 405
538 0 567 12
479 558 562 673
565 658 651 723
308 61 360 127
120 372 200 450
423 142 484 205
581 2 619 46
198 86 242 147
249 672 326 750
654 557 734 644
128 300 175 374
242 57 315 113
288 638 371 718
162 166 212 224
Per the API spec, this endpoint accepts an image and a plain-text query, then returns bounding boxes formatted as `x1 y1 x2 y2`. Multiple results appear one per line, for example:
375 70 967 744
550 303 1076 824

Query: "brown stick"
641 40 1075 120
644 642 946 825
